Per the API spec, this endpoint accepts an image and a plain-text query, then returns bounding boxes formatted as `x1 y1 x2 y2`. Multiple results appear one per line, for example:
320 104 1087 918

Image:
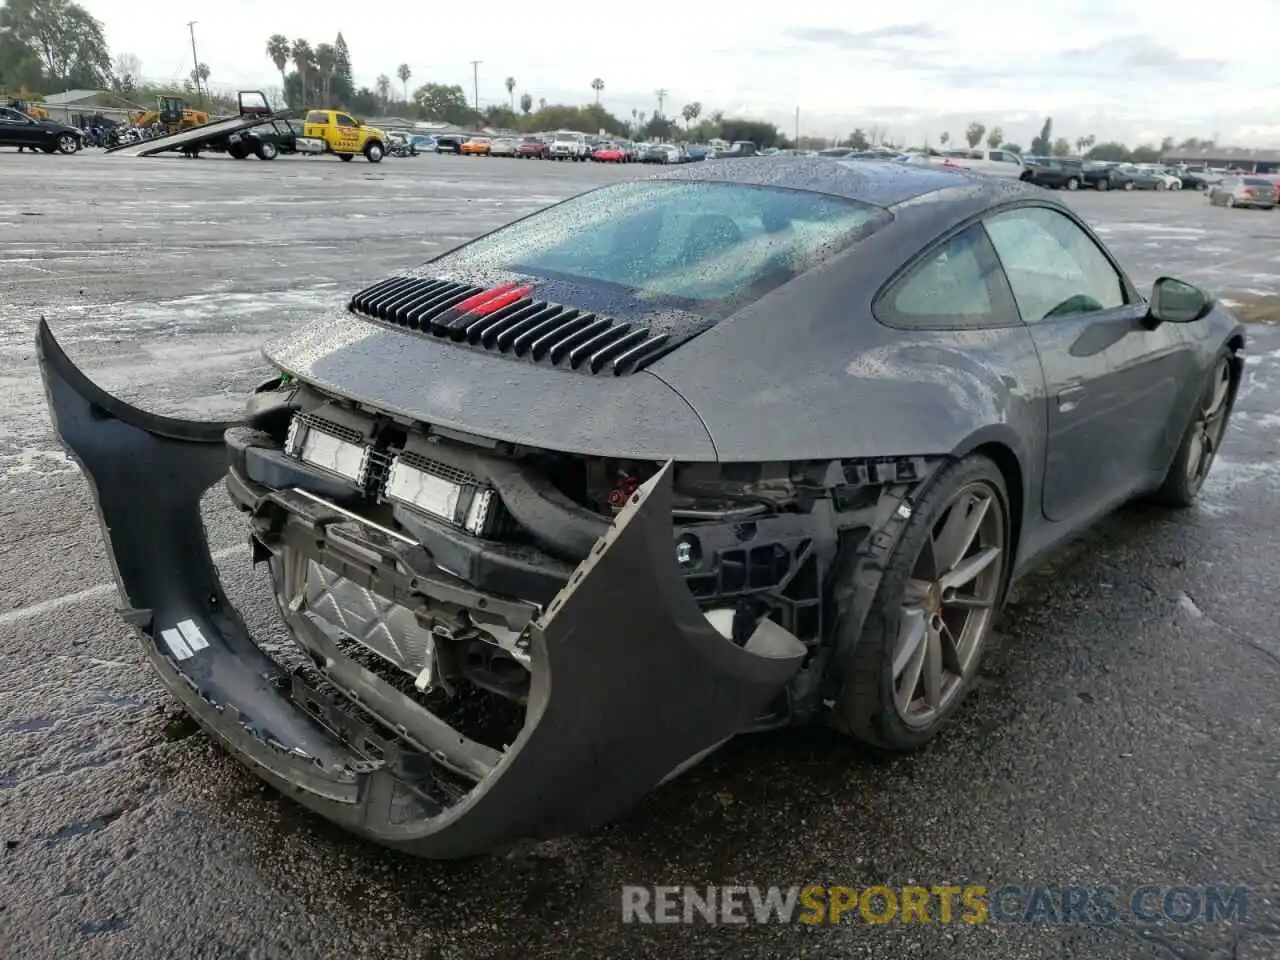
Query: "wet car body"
40 158 1245 857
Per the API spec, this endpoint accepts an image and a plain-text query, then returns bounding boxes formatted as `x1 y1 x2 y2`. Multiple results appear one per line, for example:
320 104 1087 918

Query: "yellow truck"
297 109 387 162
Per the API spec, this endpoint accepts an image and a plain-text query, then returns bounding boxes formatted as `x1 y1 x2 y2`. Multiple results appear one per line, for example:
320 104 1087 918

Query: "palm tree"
291 39 313 105
266 35 290 101
505 77 516 111
376 74 391 109
591 78 604 104
538 97 546 111
397 64 411 102
314 43 336 106
681 101 701 127
190 62 210 100
519 92 532 115
939 131 950 147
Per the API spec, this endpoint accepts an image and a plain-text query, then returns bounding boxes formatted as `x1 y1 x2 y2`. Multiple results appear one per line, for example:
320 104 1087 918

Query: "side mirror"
1146 277 1213 327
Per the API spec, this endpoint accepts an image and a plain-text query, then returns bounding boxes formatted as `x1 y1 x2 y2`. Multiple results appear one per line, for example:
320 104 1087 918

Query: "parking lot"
1 153 1278 959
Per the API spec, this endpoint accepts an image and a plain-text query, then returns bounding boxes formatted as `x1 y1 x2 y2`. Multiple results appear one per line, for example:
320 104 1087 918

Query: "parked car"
1019 158 1084 191
434 134 465 154
461 136 492 156
1136 166 1181 190
819 148 854 158
591 142 626 162
1178 166 1224 189
516 136 549 159
1102 165 1167 191
1080 160 1116 189
489 137 517 157
549 130 588 161
1208 176 1278 209
0 106 82 153
683 145 709 162
39 156 1244 857
408 134 437 152
641 143 684 164
933 147 1025 179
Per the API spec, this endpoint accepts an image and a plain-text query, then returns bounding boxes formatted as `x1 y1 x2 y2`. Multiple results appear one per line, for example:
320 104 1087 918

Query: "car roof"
643 156 1029 208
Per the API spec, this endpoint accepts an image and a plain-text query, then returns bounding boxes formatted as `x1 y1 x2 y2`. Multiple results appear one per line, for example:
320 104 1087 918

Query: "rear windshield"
442 181 885 312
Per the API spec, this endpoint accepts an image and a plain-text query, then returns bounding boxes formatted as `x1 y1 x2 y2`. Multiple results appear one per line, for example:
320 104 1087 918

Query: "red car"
592 143 625 163
516 137 549 159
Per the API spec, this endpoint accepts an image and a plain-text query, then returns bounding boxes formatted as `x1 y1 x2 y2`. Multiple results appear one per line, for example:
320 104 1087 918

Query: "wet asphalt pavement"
1 152 1277 959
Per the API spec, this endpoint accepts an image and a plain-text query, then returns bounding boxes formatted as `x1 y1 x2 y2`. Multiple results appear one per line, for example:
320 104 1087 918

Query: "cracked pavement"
0 152 1277 959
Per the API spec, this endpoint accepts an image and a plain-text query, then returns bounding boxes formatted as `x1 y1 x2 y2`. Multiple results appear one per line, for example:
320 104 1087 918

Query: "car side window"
878 224 1015 329
336 114 358 128
984 207 1127 323
305 110 328 124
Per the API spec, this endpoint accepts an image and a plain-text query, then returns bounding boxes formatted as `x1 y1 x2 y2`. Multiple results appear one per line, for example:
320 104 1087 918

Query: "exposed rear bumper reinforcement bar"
37 319 805 857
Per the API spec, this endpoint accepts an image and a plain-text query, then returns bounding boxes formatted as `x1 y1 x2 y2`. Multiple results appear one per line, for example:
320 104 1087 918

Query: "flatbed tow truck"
106 92 388 163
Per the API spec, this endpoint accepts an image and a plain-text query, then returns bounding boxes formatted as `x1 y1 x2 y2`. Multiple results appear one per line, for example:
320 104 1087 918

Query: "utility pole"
655 88 668 119
794 106 799 146
187 21 203 108
471 60 482 129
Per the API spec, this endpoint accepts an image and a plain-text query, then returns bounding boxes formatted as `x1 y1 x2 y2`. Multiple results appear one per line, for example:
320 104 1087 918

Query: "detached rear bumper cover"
36 320 804 857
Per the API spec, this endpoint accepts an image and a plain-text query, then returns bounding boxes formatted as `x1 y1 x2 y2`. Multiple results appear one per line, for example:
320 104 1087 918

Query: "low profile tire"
365 141 384 163
832 455 1012 751
1151 349 1235 508
57 134 79 154
339 153 354 162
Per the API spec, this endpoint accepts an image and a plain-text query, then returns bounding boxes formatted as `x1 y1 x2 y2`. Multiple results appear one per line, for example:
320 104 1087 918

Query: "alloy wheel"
1185 357 1231 490
892 482 1006 727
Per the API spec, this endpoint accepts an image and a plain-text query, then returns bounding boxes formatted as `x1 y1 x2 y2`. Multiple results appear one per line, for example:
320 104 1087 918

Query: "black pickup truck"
1019 157 1084 190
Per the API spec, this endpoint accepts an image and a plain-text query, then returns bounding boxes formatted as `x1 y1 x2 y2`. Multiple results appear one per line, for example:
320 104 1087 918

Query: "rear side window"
985 207 1126 322
443 181 885 314
305 111 328 124
878 224 1016 329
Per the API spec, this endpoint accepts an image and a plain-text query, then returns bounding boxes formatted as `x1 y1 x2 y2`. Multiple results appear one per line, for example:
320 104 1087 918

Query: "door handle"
1057 385 1085 412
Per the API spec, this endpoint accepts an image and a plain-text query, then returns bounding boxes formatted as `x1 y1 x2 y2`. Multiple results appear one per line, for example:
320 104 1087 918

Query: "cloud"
1056 36 1225 80
785 23 943 50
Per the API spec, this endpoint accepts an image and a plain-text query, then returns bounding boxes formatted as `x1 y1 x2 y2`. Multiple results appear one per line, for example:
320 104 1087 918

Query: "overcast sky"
91 1 1280 147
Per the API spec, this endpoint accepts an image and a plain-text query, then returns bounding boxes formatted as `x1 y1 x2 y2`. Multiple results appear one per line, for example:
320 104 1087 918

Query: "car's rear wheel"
833 455 1011 750
255 140 278 161
1123 180 1135 191
57 133 79 154
1097 178 1110 191
1151 349 1235 507
339 153 354 162
1065 177 1079 190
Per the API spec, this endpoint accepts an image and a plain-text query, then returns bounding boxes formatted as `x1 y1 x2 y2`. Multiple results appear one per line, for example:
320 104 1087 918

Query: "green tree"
291 39 313 104
1085 140 1130 162
112 52 141 97
1051 137 1071 156
375 74 391 109
681 101 702 126
1001 143 1022 155
1159 135 1174 154
986 126 1003 149
848 128 869 150
333 33 354 103
965 121 986 148
396 63 411 101
939 131 950 147
314 43 336 106
0 0 111 87
413 81 470 124
190 62 210 93
718 117 782 148
1074 134 1096 154
519 92 532 115
348 87 379 117
1030 116 1053 155
484 104 517 129
505 76 515 111
1129 143 1160 163
266 35 290 96
591 77 604 104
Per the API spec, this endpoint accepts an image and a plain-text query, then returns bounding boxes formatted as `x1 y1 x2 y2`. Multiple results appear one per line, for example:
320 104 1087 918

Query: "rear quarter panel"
648 194 1048 472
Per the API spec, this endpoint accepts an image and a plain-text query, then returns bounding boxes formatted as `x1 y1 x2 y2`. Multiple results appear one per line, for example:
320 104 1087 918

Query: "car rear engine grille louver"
347 276 673 376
